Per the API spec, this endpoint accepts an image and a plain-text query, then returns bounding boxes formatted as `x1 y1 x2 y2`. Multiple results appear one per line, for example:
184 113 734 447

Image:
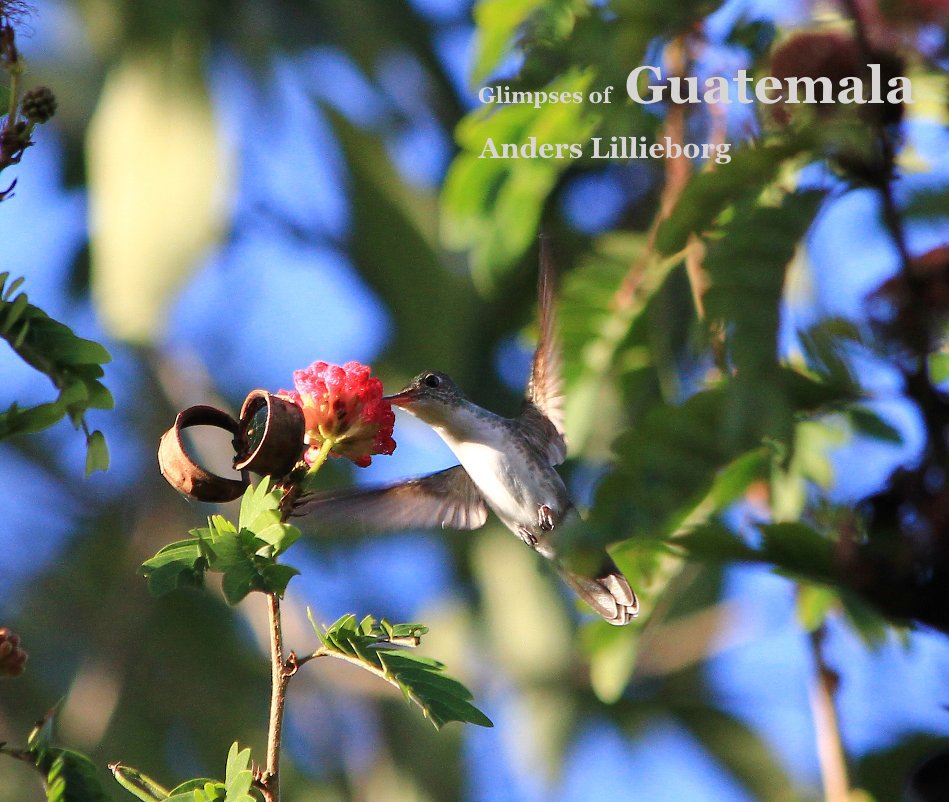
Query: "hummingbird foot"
515 525 539 548
537 504 555 531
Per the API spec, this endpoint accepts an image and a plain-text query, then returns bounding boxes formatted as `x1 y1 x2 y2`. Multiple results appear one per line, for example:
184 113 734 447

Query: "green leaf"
759 522 836 583
0 275 113 462
179 508 302 604
110 763 170 801
0 272 22 300
703 190 826 443
655 136 813 255
839 590 893 648
27 703 61 755
42 749 114 802
308 611 492 730
471 0 550 82
796 584 838 632
163 744 256 802
254 522 300 557
903 187 949 220
557 231 677 454
679 520 841 590
258 563 300 597
706 448 771 510
139 539 206 596
595 388 764 538
85 430 110 476
581 622 639 704
220 559 262 606
224 743 250 784
4 399 67 435
846 406 903 444
223 742 254 802
675 521 759 564
238 478 277 531
2 289 29 333
441 69 597 288
165 779 221 797
27 708 113 802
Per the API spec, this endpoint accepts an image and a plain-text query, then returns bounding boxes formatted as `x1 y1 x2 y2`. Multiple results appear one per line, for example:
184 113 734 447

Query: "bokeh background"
1 0 948 800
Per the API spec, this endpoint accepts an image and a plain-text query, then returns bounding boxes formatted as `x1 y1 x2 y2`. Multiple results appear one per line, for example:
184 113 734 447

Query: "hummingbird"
292 243 638 625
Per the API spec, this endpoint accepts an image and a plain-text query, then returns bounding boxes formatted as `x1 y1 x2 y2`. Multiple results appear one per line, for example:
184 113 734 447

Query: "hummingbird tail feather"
558 557 639 626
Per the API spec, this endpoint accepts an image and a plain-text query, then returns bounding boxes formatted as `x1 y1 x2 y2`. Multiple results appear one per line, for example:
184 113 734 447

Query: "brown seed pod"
234 390 306 477
0 627 27 678
158 405 250 502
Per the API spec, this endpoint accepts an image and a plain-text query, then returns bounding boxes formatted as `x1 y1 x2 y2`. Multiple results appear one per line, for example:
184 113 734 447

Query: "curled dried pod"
234 390 306 477
158 405 250 502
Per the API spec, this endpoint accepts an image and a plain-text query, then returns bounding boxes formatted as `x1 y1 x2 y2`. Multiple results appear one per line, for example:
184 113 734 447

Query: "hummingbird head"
384 371 464 425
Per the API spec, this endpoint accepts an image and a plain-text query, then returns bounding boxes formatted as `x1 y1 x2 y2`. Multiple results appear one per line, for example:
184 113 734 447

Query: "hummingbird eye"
423 373 441 389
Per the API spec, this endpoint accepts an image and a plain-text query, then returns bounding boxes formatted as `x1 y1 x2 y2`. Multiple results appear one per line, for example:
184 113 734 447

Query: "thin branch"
807 624 851 802
615 34 695 310
259 593 290 802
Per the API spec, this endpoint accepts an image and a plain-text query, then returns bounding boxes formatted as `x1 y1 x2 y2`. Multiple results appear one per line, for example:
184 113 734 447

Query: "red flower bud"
279 360 396 468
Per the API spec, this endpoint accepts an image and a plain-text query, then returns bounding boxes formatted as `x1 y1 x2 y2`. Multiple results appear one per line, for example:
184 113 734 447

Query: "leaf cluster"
0 706 117 802
140 479 300 604
113 742 258 802
0 272 113 473
309 613 493 731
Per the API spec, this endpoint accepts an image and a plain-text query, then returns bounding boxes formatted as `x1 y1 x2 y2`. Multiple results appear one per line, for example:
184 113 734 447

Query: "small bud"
21 86 56 124
0 627 27 678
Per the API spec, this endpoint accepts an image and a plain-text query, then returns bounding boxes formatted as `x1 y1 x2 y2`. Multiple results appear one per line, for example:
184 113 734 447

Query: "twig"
807 624 851 802
259 593 290 802
615 34 695 310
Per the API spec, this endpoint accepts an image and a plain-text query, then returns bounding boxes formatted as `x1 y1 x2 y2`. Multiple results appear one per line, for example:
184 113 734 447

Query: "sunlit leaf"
110 763 170 802
308 611 492 730
441 69 597 289
85 430 110 476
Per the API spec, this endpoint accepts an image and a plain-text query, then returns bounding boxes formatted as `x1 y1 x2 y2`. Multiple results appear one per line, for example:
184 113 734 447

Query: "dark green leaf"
139 539 206 596
675 521 759 563
847 406 903 444
0 276 113 460
703 190 826 443
903 187 949 220
258 563 299 597
759 522 836 583
655 137 813 255
220 560 262 606
42 749 114 802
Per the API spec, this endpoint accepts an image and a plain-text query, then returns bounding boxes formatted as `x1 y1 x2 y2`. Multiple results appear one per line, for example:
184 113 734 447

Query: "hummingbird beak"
384 387 418 407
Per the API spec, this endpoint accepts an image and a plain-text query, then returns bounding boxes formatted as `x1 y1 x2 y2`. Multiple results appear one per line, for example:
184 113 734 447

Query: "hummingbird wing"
521 236 567 466
289 465 488 534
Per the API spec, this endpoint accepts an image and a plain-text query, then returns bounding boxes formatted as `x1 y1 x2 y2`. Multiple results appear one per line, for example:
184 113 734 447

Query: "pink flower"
278 360 396 468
